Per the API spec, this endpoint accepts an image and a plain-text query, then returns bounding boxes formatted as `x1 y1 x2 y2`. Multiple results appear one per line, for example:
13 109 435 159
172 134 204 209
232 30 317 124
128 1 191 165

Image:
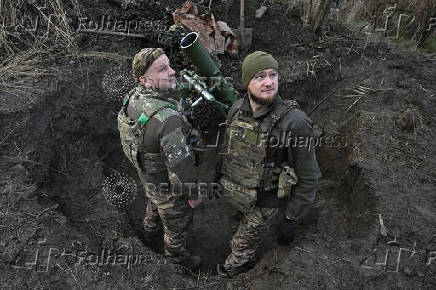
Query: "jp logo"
361 236 436 273
374 3 436 38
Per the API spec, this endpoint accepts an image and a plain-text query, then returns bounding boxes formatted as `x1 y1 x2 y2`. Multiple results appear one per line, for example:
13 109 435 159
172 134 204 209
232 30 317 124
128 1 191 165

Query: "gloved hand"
188 196 204 208
277 218 297 245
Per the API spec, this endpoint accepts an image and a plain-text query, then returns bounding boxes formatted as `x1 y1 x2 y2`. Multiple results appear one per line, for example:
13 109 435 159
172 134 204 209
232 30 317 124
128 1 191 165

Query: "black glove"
277 218 297 245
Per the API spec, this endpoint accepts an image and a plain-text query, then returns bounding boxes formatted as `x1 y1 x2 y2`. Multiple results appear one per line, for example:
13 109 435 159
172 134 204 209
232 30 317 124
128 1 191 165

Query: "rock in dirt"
404 267 413 276
255 6 267 19
394 112 416 133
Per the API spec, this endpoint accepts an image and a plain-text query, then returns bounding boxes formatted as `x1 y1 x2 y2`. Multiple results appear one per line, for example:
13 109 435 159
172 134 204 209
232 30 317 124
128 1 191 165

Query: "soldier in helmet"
217 51 322 276
118 48 202 270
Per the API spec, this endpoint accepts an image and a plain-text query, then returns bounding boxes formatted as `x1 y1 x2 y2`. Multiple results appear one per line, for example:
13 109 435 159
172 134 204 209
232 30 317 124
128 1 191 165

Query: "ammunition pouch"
219 176 257 213
277 166 298 199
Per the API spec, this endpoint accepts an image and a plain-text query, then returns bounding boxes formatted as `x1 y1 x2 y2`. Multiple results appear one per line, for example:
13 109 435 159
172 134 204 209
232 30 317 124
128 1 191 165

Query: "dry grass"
340 0 436 46
0 0 81 112
0 49 60 113
0 0 78 55
79 52 131 64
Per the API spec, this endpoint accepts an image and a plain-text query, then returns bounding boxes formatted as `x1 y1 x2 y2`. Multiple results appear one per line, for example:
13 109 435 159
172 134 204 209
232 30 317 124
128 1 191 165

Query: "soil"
1 0 435 289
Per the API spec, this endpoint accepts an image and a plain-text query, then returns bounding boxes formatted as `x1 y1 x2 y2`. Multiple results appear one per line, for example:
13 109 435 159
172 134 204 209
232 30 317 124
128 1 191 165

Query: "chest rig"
220 99 299 212
222 99 299 189
117 87 176 174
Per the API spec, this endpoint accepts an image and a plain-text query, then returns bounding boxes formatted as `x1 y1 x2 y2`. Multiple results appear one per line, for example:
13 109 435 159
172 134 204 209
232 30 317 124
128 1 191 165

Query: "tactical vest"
117 90 176 174
221 99 299 191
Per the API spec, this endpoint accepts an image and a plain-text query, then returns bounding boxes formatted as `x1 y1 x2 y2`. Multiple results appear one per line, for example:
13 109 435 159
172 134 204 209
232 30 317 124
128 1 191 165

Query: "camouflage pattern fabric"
119 83 199 265
222 95 321 220
125 85 178 123
160 127 192 168
221 98 300 192
220 97 300 213
220 95 321 275
221 113 267 189
144 194 193 261
118 85 176 174
132 47 164 82
119 84 197 198
144 199 161 232
223 207 278 273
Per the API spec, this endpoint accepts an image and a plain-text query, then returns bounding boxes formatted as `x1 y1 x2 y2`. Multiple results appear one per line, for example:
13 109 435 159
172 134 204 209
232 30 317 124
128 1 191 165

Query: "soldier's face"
140 54 177 90
247 68 278 106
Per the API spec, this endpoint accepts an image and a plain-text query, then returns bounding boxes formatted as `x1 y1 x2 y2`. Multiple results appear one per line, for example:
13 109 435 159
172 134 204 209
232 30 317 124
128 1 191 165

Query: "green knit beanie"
242 51 278 88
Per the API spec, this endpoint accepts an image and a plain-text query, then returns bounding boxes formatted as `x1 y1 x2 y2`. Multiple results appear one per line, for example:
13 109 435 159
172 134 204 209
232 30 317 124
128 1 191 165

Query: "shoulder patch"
123 96 130 106
138 112 149 126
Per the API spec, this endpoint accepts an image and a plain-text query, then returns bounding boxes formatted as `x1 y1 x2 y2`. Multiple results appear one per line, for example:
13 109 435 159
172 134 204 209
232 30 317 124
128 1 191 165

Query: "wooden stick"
77 29 146 38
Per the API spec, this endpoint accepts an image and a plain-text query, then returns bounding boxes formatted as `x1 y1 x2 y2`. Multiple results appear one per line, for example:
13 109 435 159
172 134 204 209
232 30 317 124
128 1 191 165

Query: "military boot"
142 227 163 252
216 259 256 277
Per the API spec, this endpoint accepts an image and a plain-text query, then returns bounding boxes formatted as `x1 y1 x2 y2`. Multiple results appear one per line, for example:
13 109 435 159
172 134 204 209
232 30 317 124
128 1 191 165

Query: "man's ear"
139 75 153 88
139 75 146 86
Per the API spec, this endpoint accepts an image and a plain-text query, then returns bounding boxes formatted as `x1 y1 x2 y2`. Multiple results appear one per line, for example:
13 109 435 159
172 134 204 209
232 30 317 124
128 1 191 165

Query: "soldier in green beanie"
118 47 203 270
217 51 321 276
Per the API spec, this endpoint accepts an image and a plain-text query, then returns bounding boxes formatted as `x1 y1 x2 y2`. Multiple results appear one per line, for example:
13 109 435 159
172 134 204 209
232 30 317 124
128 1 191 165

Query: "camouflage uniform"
118 84 198 264
220 95 321 274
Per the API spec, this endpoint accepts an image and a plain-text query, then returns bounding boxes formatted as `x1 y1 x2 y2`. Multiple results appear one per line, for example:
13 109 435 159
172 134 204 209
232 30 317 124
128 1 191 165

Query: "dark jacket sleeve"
285 109 322 220
157 110 198 198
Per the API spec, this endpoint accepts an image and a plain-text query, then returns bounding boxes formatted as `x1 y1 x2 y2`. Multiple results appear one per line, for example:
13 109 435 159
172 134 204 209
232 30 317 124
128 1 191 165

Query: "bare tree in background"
414 0 436 48
291 0 334 33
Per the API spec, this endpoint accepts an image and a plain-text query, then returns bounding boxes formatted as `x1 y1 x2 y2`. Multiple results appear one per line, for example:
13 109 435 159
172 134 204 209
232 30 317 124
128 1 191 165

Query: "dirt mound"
1 0 435 289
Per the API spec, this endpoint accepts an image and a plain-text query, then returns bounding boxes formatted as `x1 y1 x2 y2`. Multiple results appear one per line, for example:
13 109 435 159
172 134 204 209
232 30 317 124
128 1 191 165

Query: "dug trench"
1 0 436 288
1 33 375 286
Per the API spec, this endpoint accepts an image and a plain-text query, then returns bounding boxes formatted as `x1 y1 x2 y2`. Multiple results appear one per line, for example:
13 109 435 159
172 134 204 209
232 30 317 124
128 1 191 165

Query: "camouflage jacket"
118 84 198 199
222 95 322 220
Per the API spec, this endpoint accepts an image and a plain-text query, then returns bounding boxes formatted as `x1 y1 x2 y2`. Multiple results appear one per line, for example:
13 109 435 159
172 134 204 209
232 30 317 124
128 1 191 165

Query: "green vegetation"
418 36 436 54
390 36 436 55
390 37 417 49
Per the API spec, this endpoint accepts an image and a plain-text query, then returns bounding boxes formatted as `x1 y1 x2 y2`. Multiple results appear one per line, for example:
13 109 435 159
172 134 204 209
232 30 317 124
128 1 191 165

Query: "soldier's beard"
248 89 276 106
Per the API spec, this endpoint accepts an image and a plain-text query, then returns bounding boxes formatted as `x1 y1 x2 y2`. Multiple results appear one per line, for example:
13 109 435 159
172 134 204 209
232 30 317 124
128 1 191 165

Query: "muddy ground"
1 0 435 289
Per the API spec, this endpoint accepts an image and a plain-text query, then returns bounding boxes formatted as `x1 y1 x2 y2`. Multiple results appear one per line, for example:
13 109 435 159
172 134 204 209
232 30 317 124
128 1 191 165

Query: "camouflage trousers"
224 207 279 271
144 195 193 262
